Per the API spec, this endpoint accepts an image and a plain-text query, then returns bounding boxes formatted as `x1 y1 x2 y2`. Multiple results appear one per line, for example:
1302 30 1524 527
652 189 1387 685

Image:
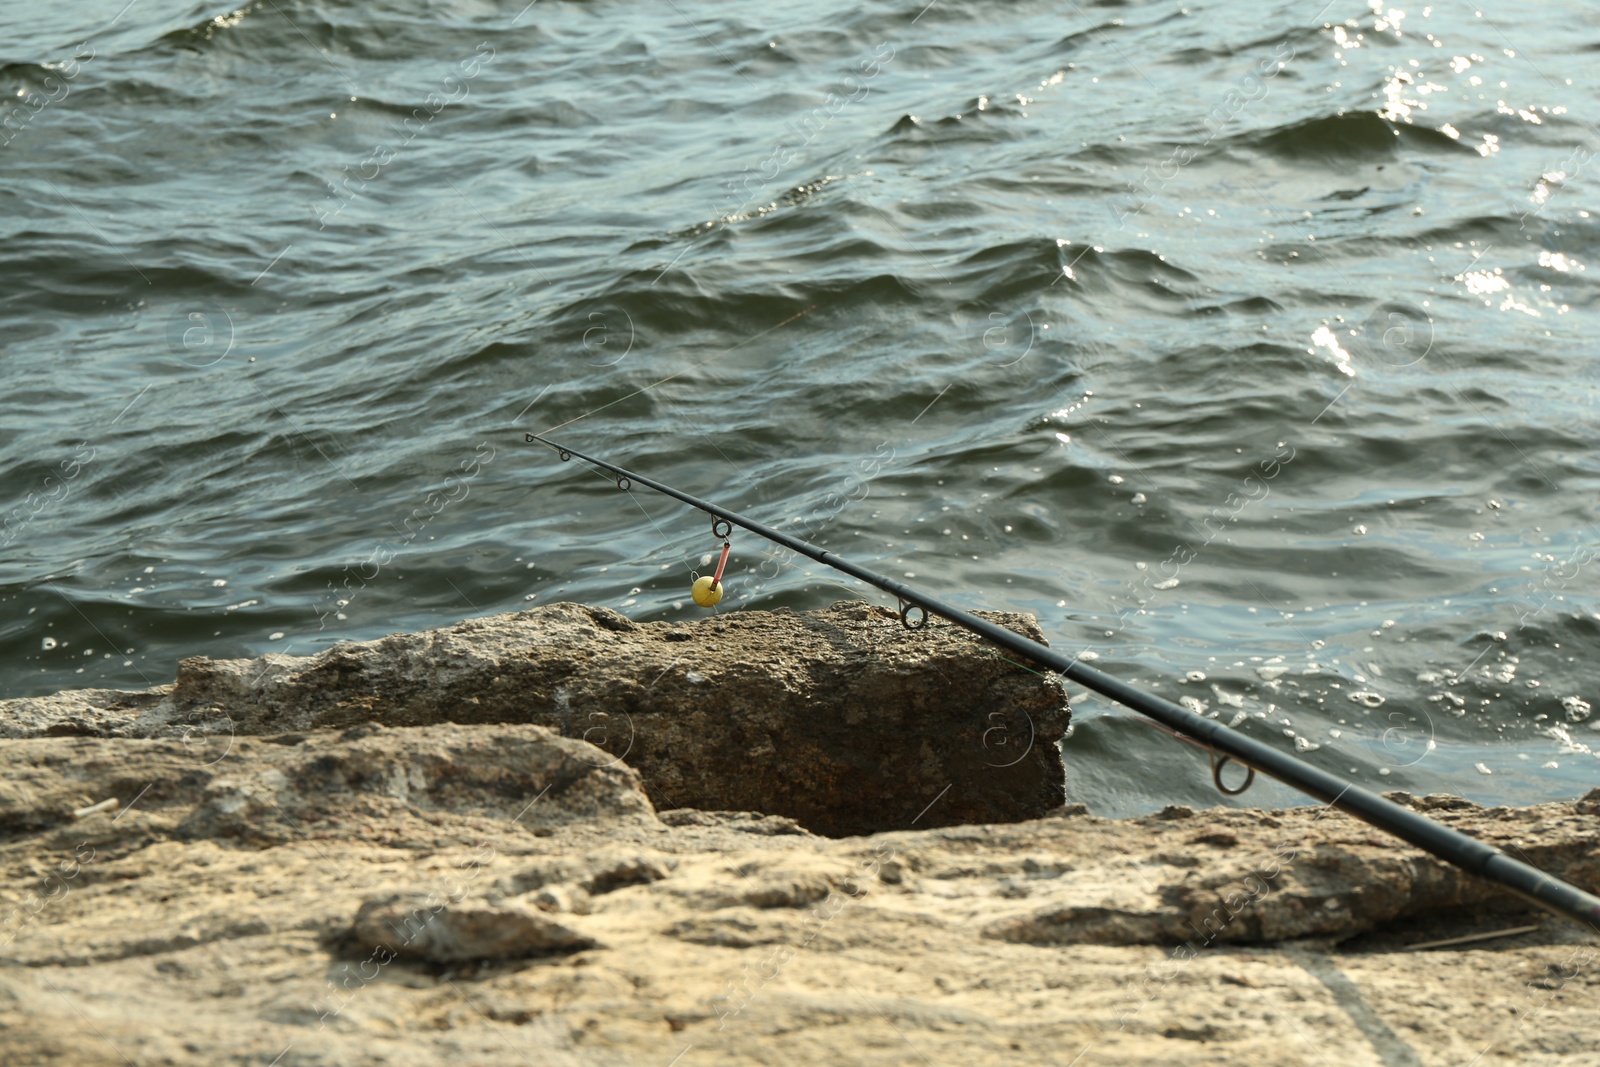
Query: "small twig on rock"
71 798 120 820
1407 924 1541 951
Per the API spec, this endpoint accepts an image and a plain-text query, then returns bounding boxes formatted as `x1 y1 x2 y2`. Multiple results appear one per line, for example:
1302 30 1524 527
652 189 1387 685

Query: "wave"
1246 111 1475 164
147 4 257 54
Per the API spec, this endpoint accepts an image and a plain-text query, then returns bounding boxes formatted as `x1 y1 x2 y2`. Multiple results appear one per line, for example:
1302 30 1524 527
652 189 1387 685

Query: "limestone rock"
350 895 597 961
1 718 1598 1066
0 601 1072 835
0 723 655 848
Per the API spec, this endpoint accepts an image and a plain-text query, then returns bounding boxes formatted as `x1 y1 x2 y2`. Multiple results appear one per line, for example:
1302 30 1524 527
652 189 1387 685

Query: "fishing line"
562 443 864 610
561 449 701 581
532 304 818 438
527 431 1600 931
965 645 1217 761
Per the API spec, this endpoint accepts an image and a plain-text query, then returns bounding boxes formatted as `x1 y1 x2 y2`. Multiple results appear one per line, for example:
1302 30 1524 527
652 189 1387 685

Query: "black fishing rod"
527 431 1600 931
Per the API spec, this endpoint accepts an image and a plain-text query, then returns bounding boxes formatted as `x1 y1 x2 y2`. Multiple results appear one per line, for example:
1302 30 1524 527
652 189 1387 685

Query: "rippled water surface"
3 0 1598 814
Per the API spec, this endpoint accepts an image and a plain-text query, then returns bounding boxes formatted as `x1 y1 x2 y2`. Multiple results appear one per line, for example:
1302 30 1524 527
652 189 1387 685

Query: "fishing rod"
527 431 1600 931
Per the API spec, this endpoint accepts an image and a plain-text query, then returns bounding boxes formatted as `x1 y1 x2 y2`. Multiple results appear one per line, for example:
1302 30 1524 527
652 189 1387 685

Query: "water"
2 0 1597 815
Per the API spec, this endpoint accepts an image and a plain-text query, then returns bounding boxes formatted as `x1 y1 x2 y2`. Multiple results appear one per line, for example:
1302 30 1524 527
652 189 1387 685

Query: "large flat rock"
0 718 1596 1066
0 601 1071 836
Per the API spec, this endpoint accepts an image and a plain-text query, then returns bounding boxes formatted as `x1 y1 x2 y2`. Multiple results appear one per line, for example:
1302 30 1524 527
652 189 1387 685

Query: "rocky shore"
1 603 1596 1066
